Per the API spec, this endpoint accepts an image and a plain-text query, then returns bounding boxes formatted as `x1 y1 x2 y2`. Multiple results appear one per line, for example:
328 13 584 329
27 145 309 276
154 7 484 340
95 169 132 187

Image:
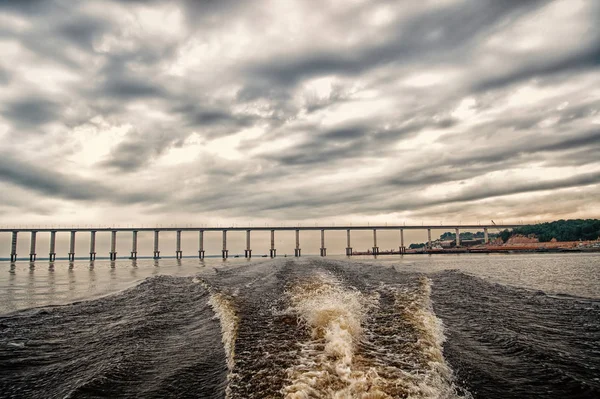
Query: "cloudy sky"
1 0 599 240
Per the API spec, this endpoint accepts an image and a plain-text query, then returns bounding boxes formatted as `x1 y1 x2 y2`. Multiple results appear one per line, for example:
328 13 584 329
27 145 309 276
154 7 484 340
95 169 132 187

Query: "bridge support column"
153 230 160 259
320 229 326 256
198 230 205 259
130 231 138 259
455 228 460 247
295 229 301 257
400 229 405 254
484 228 489 244
245 230 251 258
30 231 37 262
346 229 352 256
427 228 432 250
10 231 17 262
269 229 276 258
176 230 182 259
372 229 379 255
222 230 228 259
68 231 76 261
49 231 56 262
89 231 96 261
109 230 117 261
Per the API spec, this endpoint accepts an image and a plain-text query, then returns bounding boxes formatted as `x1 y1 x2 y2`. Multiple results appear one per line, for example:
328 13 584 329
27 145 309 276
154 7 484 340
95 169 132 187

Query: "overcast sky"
1 0 599 235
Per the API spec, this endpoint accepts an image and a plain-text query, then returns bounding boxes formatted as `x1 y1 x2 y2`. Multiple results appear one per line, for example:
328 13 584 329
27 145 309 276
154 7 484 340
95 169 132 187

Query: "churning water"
1 254 599 398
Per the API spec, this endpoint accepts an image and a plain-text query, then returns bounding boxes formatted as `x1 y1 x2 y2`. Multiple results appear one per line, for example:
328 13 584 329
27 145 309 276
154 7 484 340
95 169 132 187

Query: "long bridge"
0 224 522 262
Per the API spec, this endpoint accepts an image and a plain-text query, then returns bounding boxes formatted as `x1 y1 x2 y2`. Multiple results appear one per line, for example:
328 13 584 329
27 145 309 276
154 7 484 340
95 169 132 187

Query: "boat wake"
203 259 466 398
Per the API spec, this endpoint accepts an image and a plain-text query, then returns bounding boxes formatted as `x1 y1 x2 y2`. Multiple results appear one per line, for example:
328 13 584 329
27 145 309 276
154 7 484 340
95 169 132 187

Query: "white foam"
207 288 239 399
208 292 238 371
280 274 469 399
281 273 387 398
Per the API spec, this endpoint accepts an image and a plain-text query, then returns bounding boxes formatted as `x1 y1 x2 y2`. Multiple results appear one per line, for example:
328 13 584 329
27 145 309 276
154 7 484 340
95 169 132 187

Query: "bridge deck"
0 225 520 232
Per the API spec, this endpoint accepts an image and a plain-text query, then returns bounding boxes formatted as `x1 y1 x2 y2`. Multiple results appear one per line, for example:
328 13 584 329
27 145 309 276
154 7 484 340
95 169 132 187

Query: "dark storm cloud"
538 130 600 152
475 46 600 92
262 117 455 166
100 130 176 173
0 66 9 85
337 171 600 216
426 171 600 207
1 98 62 129
97 77 164 99
380 129 600 193
0 153 167 204
55 14 114 50
0 4 115 72
171 103 256 131
0 0 53 14
246 0 544 87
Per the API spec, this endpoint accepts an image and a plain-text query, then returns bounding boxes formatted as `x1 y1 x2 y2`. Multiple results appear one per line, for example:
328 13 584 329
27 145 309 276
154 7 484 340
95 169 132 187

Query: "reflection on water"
0 253 599 314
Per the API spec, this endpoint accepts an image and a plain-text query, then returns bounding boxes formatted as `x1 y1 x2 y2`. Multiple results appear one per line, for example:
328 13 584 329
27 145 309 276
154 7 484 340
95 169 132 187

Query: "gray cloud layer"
0 0 598 225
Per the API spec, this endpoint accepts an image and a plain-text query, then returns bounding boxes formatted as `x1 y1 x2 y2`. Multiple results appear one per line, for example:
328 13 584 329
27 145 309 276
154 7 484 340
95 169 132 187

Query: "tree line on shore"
407 219 600 248
499 219 600 242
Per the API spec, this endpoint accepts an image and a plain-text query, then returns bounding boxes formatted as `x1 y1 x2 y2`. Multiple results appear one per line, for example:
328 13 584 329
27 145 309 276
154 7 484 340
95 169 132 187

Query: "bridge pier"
89 231 96 261
484 227 489 244
222 230 228 259
320 229 326 256
109 230 117 260
295 229 301 257
427 228 432 249
372 229 379 255
30 231 37 262
455 228 460 247
10 231 17 262
245 229 252 258
153 230 160 259
49 231 56 262
346 229 352 256
269 229 276 258
130 230 138 259
68 231 76 261
176 230 182 259
399 229 405 254
198 230 205 259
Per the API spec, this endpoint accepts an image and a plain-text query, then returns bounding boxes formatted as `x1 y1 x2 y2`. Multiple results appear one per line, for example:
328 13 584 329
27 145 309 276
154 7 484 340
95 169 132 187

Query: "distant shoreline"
353 247 600 255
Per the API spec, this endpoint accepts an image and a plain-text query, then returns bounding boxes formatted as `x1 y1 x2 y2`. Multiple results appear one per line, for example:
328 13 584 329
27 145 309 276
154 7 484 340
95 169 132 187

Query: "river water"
1 254 599 398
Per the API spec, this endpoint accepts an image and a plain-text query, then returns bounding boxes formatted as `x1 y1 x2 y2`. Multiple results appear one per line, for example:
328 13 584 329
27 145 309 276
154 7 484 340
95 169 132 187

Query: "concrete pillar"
427 228 432 249
49 231 56 262
198 230 205 259
68 231 76 261
372 229 379 255
269 229 276 258
89 231 96 261
222 230 228 259
30 231 37 262
153 230 160 259
455 228 460 247
294 229 301 257
245 230 252 258
10 231 17 262
110 230 117 261
400 229 405 254
484 228 489 244
176 230 182 259
346 229 352 256
130 231 138 259
320 229 326 256
244 230 252 259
